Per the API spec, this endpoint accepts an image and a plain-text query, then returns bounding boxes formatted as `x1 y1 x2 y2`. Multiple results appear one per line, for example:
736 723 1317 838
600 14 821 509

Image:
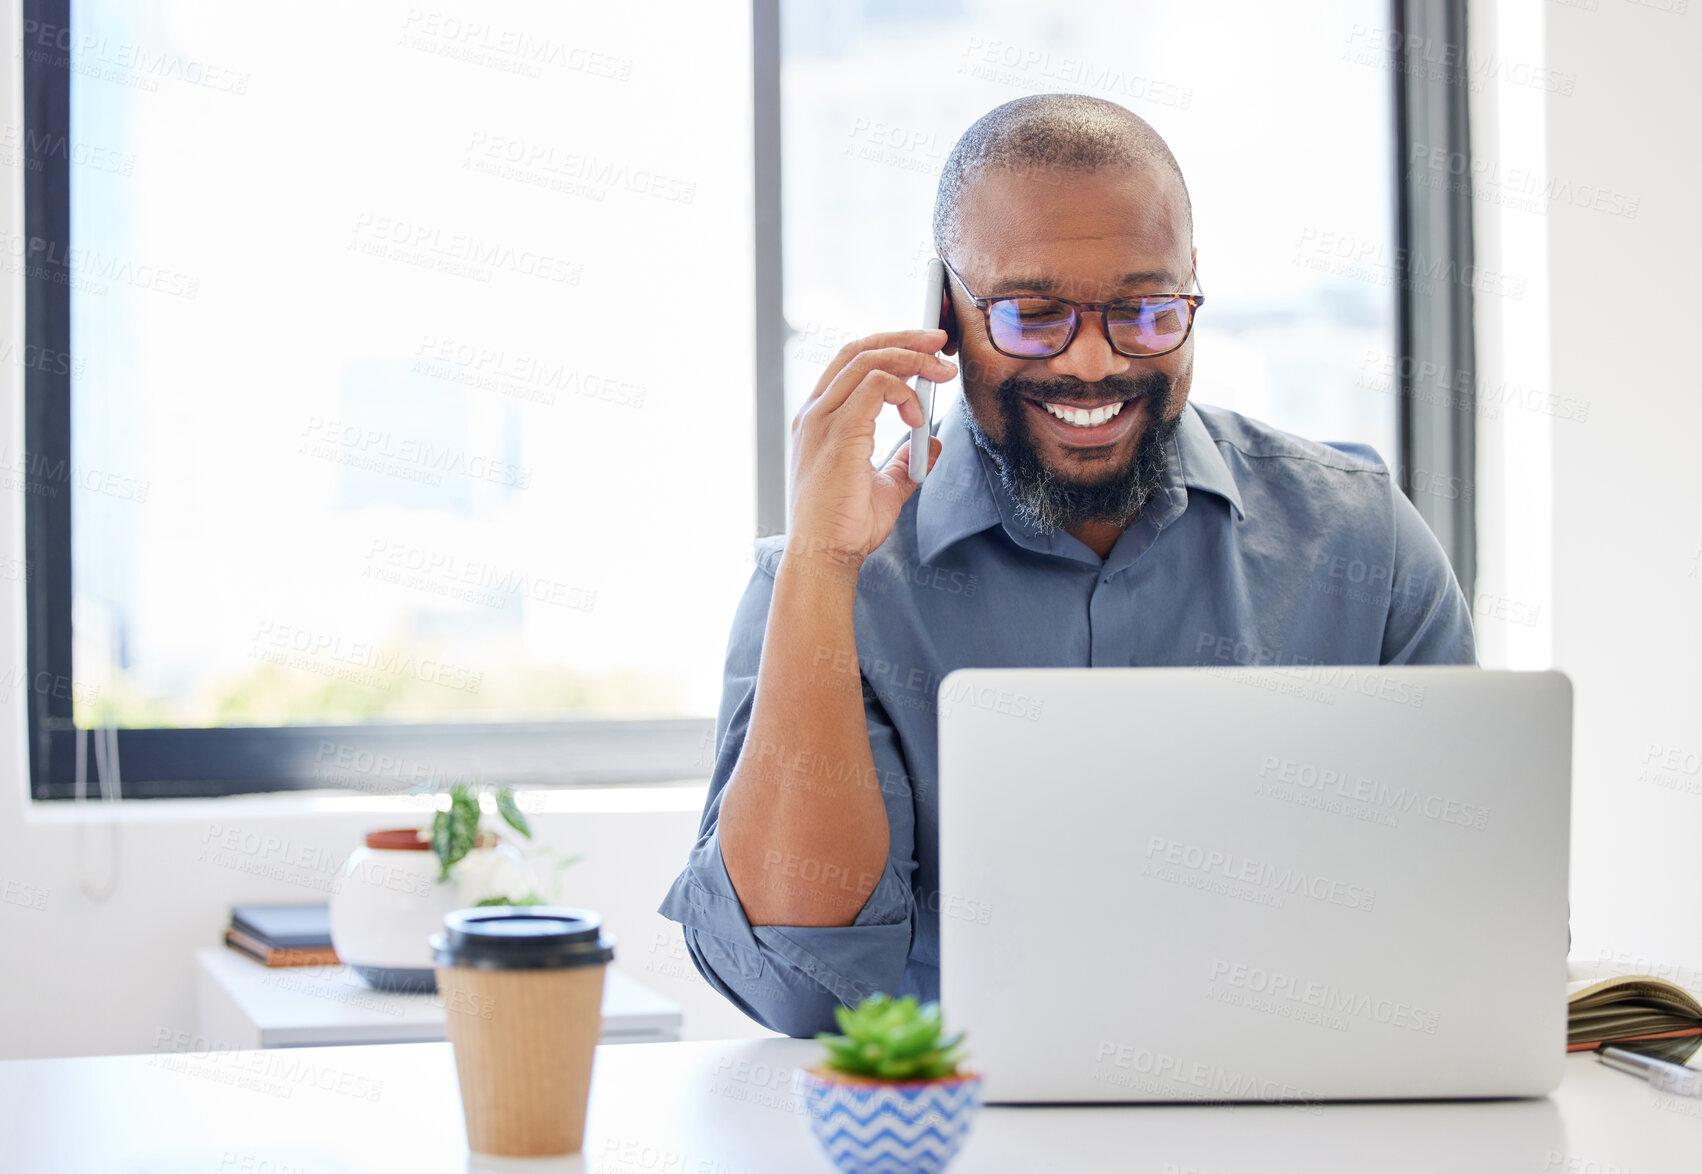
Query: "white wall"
1540 0 1702 980
1477 0 1702 982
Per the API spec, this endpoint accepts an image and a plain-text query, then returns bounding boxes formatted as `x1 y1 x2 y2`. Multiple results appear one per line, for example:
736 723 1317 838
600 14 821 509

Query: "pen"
1597 1047 1702 1097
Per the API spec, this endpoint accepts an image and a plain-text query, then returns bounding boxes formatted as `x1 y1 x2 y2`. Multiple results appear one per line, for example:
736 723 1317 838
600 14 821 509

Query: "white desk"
2 1037 1698 1173
194 946 682 1048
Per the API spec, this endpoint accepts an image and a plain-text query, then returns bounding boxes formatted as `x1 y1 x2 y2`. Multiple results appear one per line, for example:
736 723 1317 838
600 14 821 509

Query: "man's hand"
788 329 955 565
717 331 950 929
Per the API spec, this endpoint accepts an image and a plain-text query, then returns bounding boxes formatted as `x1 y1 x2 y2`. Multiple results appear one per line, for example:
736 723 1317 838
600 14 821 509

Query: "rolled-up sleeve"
657 542 919 1037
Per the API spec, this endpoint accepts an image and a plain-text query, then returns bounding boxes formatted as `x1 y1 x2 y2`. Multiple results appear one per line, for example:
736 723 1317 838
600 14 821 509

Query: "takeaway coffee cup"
431 906 615 1156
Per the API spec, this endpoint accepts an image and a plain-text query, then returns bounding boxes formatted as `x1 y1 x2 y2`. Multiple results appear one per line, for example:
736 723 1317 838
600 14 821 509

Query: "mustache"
997 369 1171 408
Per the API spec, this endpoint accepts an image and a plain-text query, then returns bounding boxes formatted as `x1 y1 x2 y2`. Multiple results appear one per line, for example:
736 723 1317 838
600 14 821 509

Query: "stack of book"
224 903 339 967
1567 963 1702 1062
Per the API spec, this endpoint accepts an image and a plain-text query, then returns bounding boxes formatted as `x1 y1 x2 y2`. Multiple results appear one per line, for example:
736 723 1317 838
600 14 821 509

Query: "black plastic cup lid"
430 906 615 971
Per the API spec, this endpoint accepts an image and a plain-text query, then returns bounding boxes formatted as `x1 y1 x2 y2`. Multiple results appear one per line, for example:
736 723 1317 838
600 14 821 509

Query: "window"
26 1 752 796
777 0 1401 481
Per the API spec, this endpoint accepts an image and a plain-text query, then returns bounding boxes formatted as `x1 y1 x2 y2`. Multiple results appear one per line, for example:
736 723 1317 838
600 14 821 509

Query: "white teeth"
1044 400 1124 427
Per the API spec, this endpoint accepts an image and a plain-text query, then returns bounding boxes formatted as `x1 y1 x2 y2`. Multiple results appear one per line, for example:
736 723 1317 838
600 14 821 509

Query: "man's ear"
941 285 960 357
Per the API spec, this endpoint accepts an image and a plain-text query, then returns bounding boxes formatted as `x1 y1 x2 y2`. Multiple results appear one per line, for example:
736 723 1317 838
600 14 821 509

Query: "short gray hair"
932 93 1193 266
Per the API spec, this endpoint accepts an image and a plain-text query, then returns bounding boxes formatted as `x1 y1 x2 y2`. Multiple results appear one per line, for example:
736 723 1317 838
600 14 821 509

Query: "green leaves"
495 787 532 840
815 993 966 1081
431 783 481 882
428 783 571 897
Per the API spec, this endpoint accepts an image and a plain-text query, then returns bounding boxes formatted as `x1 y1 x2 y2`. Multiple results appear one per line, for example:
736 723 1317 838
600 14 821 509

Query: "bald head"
932 94 1193 267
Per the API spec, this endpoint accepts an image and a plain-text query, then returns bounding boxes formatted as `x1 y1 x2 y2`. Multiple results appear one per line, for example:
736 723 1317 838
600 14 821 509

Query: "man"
659 94 1473 1037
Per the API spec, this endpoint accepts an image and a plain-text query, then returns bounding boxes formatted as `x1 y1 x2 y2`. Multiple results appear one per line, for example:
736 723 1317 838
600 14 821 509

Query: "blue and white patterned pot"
798 1066 983 1174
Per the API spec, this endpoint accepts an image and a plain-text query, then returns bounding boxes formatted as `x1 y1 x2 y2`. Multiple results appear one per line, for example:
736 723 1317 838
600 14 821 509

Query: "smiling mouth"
1021 395 1145 446
1036 399 1128 428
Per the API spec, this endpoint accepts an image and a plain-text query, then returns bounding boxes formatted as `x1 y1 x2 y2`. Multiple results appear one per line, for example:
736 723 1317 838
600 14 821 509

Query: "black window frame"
1390 0 1477 602
26 0 1474 799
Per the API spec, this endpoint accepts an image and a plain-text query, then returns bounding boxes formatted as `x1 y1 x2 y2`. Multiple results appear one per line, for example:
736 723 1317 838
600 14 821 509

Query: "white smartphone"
909 257 948 483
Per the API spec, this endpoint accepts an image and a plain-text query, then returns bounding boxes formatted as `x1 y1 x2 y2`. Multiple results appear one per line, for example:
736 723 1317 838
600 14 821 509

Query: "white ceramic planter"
329 830 530 992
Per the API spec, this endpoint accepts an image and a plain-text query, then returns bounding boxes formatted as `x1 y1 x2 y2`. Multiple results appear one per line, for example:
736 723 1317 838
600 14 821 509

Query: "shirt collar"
915 397 1245 565
1171 398 1246 523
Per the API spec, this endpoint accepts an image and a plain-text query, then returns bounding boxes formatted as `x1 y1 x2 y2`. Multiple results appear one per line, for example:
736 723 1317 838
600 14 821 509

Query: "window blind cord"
74 725 122 901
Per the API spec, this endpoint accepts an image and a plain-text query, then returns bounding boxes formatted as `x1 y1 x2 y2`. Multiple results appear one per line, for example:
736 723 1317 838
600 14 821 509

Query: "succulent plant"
816 994 966 1081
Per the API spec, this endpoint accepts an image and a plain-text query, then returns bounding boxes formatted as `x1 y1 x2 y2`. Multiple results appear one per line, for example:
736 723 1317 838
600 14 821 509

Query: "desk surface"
2 1037 1698 1173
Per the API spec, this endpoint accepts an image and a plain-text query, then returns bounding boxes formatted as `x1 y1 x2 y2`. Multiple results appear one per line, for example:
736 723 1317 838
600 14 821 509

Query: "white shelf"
194 946 681 1049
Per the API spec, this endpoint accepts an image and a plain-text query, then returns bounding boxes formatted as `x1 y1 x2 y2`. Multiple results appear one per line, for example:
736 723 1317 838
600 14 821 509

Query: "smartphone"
909 257 948 483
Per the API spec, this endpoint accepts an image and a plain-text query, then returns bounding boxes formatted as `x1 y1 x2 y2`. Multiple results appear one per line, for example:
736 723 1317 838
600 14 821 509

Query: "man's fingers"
803 348 956 432
880 434 942 479
842 368 932 431
874 435 943 501
804 331 952 407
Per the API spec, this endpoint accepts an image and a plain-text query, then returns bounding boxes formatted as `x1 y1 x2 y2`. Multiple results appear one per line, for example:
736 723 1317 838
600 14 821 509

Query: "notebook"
226 903 338 967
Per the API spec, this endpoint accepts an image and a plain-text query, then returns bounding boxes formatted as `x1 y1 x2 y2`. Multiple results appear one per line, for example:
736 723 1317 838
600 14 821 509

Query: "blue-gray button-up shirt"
658 397 1475 1037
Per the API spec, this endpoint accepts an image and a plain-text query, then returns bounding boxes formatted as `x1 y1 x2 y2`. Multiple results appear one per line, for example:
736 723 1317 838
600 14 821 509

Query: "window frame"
25 0 1474 799
1391 0 1478 599
23 0 77 800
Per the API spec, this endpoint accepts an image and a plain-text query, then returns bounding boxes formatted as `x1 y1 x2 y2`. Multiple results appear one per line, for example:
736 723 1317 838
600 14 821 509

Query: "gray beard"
961 378 1181 533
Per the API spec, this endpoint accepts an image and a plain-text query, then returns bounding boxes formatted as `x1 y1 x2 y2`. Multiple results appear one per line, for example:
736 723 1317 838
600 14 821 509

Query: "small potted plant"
798 994 982 1174
329 783 579 991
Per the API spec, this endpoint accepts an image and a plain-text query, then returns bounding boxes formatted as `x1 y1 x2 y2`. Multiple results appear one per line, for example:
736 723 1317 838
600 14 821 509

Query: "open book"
1568 964 1702 1056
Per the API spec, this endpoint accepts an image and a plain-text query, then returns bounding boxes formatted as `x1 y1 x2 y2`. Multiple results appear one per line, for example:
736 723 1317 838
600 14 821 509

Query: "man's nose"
1047 311 1131 384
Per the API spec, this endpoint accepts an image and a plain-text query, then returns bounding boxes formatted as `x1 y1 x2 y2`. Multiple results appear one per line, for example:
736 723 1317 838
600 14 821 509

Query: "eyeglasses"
941 257 1205 360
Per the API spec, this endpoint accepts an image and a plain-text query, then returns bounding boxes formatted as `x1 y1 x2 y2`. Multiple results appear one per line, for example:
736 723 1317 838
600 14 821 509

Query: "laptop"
936 666 1572 1104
